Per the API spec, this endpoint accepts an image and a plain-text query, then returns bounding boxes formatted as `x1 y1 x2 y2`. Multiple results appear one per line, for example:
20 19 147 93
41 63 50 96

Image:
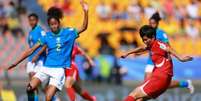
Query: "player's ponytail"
47 7 63 24
150 12 161 23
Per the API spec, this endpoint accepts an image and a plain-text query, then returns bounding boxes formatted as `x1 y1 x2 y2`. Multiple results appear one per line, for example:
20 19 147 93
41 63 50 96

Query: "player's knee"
26 83 35 92
129 88 142 99
45 93 53 101
129 91 138 98
136 99 143 101
65 77 75 88
45 96 52 101
66 83 73 88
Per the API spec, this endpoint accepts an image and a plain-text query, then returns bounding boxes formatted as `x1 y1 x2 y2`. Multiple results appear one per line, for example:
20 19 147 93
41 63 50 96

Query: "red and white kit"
140 40 173 98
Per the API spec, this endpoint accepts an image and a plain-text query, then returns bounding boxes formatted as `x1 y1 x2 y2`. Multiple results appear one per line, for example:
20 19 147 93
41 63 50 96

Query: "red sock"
66 88 76 101
124 96 135 101
81 90 94 101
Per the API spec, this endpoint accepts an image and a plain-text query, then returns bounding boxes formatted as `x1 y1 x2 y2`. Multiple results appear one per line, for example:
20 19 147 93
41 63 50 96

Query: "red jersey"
148 40 173 76
66 44 82 80
71 44 83 62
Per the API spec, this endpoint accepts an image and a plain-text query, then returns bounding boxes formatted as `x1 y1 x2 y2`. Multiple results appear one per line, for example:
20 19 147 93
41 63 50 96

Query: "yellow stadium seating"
37 0 201 56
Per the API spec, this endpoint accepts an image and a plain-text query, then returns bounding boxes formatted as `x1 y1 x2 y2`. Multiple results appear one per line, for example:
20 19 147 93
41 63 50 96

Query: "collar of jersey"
51 28 63 37
32 25 39 31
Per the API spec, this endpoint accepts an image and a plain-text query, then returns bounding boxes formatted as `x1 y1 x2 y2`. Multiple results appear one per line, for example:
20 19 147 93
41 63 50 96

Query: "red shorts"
65 62 79 81
140 74 172 99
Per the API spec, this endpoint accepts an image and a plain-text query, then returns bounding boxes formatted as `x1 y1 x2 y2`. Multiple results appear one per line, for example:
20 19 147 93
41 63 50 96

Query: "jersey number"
56 43 61 52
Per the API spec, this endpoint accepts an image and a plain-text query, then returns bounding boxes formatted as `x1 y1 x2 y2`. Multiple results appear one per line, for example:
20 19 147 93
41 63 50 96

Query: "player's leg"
125 74 171 101
33 61 60 101
26 62 39 101
65 68 77 101
47 67 65 101
28 72 35 80
135 64 154 101
27 62 36 80
42 80 60 101
65 77 76 101
145 63 194 93
45 85 58 101
124 87 151 101
168 80 194 93
28 73 39 101
73 77 96 101
26 77 42 101
138 71 152 101
136 98 148 101
124 79 153 101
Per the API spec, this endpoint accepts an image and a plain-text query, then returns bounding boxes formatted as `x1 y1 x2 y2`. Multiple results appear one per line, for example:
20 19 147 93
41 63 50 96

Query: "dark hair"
47 7 63 24
139 25 156 38
28 13 38 20
149 12 161 23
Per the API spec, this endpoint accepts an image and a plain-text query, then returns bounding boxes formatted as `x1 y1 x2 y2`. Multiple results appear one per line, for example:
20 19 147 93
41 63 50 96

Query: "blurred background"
0 0 201 101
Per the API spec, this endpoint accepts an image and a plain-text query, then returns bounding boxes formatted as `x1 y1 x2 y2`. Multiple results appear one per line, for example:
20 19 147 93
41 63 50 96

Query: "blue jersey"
147 28 169 65
27 25 46 62
156 29 169 43
38 27 78 68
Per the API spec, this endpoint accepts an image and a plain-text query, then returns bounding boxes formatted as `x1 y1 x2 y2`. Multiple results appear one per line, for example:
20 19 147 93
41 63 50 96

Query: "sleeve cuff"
74 28 79 38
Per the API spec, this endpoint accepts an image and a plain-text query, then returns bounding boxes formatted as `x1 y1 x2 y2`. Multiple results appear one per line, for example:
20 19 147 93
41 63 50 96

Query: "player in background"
64 44 96 101
32 43 96 101
121 25 193 101
27 13 46 101
4 0 89 101
145 12 194 93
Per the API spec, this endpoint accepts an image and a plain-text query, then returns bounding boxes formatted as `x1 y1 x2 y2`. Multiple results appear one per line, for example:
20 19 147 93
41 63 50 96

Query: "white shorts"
26 61 43 73
145 64 154 73
33 66 65 91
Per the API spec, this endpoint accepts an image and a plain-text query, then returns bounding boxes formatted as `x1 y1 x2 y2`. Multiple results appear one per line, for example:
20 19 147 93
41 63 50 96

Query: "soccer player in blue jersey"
145 12 194 93
32 43 96 101
27 13 46 101
5 0 89 101
27 13 46 79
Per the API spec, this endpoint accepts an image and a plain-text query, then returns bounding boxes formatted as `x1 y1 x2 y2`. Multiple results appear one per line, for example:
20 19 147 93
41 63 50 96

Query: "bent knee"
65 77 75 88
129 87 146 99
45 94 53 101
26 83 35 92
45 91 56 101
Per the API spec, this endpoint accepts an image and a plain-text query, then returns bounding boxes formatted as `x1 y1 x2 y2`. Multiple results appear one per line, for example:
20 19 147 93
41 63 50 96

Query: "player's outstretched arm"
6 43 41 70
121 46 147 58
167 46 193 62
77 0 89 34
32 45 47 63
77 46 95 67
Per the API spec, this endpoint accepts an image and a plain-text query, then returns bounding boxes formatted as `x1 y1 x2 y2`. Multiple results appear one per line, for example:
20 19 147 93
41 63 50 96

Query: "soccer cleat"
187 80 194 94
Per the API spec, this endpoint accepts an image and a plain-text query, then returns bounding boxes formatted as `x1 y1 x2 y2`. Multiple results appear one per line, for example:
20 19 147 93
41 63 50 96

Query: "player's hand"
120 54 129 58
32 56 38 63
80 0 88 12
179 56 193 62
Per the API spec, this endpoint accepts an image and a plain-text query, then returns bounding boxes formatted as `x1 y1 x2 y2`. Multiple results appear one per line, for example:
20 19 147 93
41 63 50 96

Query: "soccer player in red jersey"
146 12 194 94
121 25 193 101
65 44 96 101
